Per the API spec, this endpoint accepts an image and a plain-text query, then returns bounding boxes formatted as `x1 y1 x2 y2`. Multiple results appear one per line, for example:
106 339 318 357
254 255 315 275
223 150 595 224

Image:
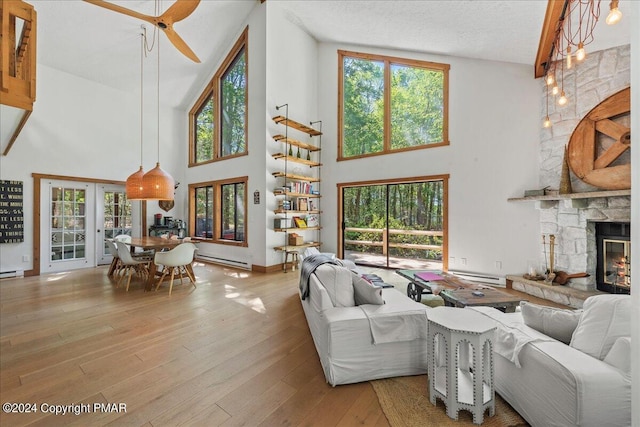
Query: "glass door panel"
50 187 86 262
341 180 445 270
97 186 132 265
342 185 387 267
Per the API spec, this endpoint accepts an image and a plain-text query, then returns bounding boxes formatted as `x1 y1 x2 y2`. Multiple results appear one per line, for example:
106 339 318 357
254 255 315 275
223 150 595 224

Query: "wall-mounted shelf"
271 108 322 272
507 189 630 202
273 135 321 152
272 171 320 182
274 242 322 251
508 189 631 209
274 190 321 198
272 116 322 136
274 226 321 232
272 153 322 167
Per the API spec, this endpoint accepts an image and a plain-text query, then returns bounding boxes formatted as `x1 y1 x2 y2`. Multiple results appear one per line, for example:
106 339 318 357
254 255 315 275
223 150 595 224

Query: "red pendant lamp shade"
126 166 145 200
142 162 174 200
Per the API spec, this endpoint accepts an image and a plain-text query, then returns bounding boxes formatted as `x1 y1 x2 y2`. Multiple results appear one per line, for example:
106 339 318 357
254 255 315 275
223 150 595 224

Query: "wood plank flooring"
1 263 561 426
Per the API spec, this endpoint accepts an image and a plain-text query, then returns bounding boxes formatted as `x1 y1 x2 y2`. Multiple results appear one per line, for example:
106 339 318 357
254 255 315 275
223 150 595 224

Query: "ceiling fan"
83 0 201 63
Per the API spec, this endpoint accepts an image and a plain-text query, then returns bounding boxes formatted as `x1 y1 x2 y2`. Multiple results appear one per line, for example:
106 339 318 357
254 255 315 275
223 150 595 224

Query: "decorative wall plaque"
0 180 24 243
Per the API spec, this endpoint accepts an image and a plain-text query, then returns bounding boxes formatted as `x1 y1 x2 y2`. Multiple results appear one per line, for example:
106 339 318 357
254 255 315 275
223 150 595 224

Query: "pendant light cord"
157 31 161 165
140 31 144 167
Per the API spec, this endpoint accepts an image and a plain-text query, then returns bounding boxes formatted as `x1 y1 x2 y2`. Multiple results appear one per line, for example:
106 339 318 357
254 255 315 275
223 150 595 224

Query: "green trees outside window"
221 49 247 158
189 28 248 165
194 95 214 163
339 50 449 159
189 177 247 246
220 182 245 242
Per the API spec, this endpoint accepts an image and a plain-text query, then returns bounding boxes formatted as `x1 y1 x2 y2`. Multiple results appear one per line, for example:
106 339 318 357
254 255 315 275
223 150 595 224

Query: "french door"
40 180 133 273
339 176 448 270
96 185 133 265
41 180 95 273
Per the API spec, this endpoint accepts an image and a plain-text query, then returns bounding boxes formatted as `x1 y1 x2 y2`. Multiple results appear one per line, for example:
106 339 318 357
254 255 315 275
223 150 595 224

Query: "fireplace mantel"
508 189 631 209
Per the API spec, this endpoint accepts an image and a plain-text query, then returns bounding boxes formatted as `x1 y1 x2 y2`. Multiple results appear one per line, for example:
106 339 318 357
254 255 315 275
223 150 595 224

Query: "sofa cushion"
520 302 582 344
570 294 631 360
352 275 384 306
313 264 355 307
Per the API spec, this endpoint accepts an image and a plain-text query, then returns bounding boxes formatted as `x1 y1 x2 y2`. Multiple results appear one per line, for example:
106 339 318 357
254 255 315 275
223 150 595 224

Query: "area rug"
371 375 529 427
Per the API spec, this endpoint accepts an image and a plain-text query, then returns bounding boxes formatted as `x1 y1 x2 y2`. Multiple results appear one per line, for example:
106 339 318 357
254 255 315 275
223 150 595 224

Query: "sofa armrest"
603 336 631 375
497 339 631 427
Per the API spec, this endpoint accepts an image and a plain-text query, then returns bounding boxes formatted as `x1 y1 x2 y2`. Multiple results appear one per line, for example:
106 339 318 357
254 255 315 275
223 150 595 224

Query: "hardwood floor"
0 263 388 426
0 263 560 426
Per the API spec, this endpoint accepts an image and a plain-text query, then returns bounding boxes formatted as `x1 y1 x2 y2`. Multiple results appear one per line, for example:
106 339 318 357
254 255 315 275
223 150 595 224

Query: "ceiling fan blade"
162 26 201 63
161 0 201 23
83 0 156 25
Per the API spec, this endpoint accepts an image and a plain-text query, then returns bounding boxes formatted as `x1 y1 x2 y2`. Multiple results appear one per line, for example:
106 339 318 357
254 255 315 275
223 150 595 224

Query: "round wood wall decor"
567 87 631 190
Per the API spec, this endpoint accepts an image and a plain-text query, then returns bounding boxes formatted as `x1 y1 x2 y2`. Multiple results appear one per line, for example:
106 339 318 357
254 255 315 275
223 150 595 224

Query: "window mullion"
383 60 392 152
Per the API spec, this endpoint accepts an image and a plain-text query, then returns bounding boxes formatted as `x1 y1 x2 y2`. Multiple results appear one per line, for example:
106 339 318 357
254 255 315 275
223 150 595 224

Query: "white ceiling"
29 0 631 109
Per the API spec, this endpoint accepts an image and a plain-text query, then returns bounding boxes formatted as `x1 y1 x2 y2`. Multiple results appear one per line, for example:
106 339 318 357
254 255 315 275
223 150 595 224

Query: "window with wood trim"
189 177 247 246
189 27 248 165
338 50 449 160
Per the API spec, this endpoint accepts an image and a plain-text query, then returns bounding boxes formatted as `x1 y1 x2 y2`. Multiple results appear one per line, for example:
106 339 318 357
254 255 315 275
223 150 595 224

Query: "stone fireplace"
536 44 631 294
538 194 631 293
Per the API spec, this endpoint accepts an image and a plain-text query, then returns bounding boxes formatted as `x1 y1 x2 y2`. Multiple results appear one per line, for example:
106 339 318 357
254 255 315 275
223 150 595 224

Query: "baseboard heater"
0 269 24 279
449 270 506 287
196 253 251 270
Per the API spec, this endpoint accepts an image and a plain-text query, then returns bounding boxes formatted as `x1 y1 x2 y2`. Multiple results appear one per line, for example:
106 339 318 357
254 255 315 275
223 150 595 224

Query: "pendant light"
142 29 175 201
605 0 622 25
126 32 147 200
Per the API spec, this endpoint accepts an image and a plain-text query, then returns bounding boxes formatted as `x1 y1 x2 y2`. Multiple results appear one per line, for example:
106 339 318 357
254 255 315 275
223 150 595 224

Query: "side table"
427 306 496 425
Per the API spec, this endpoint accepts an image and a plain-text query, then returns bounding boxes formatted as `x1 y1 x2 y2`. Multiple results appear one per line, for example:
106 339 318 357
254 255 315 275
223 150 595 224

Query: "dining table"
128 236 187 291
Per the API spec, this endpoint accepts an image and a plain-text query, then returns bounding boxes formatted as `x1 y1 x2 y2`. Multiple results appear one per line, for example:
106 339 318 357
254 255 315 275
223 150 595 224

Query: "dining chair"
105 239 123 277
114 233 154 259
153 242 198 295
115 241 151 291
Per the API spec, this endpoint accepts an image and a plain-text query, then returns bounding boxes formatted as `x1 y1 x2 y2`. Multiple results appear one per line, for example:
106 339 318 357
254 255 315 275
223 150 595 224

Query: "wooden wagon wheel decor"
567 87 631 190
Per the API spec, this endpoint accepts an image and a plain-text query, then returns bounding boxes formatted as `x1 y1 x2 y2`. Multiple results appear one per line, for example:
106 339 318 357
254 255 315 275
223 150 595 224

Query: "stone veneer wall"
538 44 631 292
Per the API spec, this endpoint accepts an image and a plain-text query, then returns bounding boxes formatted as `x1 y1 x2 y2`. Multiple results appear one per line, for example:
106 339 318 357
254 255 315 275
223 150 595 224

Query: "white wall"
181 2 268 268
264 2 319 267
0 63 183 273
317 43 541 276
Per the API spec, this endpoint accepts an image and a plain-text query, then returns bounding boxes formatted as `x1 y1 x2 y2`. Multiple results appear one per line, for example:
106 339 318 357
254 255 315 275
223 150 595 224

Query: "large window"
190 28 248 165
189 177 247 246
338 50 449 160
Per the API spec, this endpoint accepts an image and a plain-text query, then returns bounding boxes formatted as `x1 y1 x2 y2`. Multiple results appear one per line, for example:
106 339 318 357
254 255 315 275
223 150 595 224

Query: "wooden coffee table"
396 269 525 312
439 288 524 313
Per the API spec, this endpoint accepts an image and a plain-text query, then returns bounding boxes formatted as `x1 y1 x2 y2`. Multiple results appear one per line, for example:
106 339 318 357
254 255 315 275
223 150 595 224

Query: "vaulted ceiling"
31 0 631 109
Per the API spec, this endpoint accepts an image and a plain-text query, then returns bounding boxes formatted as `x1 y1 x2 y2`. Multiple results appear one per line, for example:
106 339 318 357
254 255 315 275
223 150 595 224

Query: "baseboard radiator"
449 270 506 287
195 253 251 270
0 269 25 279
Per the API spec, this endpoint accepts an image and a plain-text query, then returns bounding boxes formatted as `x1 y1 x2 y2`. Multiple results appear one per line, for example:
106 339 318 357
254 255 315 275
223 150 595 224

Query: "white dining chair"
105 239 123 277
153 242 198 295
115 241 150 291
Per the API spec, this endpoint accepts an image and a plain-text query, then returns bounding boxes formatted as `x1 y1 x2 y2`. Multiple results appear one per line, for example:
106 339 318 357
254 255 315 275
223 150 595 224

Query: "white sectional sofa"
471 294 631 427
300 262 429 386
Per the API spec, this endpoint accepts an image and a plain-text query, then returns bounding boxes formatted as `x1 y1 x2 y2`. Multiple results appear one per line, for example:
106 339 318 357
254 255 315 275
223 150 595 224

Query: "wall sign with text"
0 180 24 243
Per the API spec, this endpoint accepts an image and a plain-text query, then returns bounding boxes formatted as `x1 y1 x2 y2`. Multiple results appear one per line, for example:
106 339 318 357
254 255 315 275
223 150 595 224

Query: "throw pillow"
313 264 355 307
570 294 631 360
520 302 582 344
352 275 384 306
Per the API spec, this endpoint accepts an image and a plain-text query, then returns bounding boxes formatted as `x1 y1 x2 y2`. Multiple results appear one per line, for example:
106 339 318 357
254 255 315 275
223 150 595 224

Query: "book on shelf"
297 197 309 211
293 216 307 228
306 214 319 227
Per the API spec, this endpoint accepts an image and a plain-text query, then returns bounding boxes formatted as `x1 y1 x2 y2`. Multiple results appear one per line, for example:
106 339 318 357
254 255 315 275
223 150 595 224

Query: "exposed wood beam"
2 109 32 156
534 0 567 78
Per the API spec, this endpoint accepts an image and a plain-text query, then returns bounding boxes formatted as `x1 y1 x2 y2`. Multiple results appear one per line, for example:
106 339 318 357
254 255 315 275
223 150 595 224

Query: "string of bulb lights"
542 0 623 128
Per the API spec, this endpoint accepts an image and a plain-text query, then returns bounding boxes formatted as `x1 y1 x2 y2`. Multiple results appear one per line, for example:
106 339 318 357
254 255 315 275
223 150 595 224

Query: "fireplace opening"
595 222 631 294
